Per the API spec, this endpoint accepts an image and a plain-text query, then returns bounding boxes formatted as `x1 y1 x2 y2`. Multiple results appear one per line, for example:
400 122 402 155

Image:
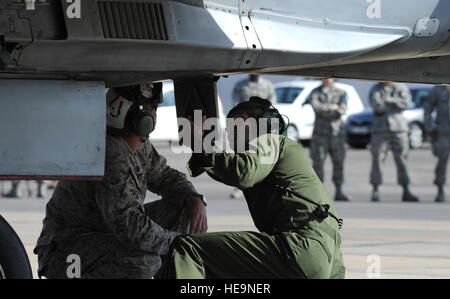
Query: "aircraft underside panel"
0 80 106 179
275 55 450 85
0 0 449 85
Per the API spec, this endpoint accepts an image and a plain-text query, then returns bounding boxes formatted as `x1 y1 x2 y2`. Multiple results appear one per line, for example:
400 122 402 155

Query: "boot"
37 181 47 199
371 186 380 202
334 185 350 202
402 186 419 202
4 182 20 198
48 181 58 190
230 188 244 199
435 185 445 203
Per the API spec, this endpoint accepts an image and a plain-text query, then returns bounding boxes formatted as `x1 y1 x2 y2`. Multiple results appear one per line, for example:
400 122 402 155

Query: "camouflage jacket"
34 136 197 256
232 77 277 105
369 83 411 133
424 86 450 135
310 85 347 136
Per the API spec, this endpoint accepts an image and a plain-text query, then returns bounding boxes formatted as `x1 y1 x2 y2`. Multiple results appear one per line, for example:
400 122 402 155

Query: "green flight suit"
159 134 345 279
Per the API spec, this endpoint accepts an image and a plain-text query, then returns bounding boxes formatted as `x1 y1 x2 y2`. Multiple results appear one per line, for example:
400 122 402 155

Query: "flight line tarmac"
1 143 450 279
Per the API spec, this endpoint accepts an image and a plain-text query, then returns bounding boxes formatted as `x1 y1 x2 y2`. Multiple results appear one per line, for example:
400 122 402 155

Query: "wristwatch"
193 193 207 207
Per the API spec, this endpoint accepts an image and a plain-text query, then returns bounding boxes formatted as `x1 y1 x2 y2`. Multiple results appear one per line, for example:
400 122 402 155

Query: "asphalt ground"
1 141 449 279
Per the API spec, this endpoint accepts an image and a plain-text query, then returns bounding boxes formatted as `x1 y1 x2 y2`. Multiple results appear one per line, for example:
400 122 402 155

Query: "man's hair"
227 97 287 136
227 97 270 119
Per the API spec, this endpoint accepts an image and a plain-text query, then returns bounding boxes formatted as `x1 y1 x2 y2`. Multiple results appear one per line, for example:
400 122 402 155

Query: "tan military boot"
230 188 244 199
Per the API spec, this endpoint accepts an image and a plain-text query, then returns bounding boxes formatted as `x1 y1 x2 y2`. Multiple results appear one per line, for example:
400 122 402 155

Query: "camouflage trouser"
432 133 450 186
39 200 186 279
310 134 346 186
370 132 410 187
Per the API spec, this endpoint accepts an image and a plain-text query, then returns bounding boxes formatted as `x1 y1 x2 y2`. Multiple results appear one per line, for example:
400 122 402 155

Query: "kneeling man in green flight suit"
159 97 345 279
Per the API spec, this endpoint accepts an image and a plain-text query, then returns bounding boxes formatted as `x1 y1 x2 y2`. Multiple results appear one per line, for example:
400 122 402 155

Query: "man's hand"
181 196 208 234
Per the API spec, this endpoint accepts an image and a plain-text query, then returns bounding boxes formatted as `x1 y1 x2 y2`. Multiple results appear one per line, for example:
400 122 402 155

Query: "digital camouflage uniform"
232 77 277 106
310 84 347 187
369 83 412 187
424 86 450 188
159 134 345 279
34 135 198 279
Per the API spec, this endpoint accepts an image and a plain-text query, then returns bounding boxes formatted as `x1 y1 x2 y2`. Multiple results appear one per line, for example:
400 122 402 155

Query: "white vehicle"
150 82 226 142
149 82 179 142
274 80 364 143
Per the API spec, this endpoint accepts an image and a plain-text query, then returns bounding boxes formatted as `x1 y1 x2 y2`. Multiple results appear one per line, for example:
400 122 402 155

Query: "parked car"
274 80 364 144
150 82 226 143
345 85 432 149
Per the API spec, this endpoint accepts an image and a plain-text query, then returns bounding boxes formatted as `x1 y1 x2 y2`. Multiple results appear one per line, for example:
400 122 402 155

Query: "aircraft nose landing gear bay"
0 215 33 279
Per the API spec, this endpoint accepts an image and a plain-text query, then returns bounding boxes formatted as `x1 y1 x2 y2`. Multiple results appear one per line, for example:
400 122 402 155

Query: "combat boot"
435 186 445 203
402 187 419 202
334 185 350 202
3 183 21 198
37 181 47 199
230 188 243 199
3 190 20 198
371 187 380 202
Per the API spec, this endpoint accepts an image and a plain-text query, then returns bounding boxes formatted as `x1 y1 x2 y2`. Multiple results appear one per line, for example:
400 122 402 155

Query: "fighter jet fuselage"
0 0 449 86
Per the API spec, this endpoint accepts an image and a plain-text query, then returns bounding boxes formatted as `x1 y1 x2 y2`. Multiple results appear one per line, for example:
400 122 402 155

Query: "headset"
228 96 288 136
125 104 156 137
113 82 163 137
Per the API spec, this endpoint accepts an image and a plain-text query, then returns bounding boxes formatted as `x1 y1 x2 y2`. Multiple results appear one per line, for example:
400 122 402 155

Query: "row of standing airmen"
1 180 54 199
232 75 450 203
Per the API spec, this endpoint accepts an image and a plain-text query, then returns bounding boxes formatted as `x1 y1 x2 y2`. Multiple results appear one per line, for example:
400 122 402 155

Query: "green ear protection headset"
229 96 288 136
125 105 155 137
119 82 162 137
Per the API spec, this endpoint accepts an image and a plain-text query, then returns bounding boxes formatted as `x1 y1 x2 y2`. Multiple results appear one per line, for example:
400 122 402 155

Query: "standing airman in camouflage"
232 74 277 106
424 85 450 203
310 79 350 201
34 83 207 279
369 82 419 202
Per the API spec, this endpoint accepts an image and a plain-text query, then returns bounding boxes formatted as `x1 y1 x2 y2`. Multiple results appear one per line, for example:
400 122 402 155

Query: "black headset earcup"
128 108 155 137
135 114 155 136
263 109 285 135
262 111 273 133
